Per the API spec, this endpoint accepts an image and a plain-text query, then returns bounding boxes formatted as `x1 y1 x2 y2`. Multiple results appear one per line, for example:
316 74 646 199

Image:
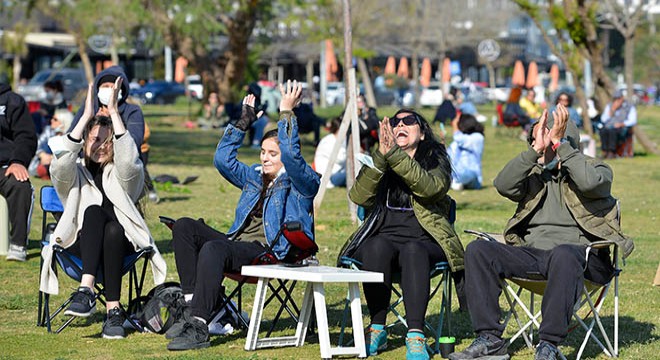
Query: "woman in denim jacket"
166 80 320 351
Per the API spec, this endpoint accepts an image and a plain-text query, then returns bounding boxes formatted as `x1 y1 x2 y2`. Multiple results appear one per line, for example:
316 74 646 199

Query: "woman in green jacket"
341 109 463 360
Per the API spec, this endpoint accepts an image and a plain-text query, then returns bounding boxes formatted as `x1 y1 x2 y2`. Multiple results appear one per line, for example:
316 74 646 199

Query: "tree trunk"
357 57 376 107
624 35 634 102
411 50 420 107
110 34 120 66
76 36 94 84
218 6 257 103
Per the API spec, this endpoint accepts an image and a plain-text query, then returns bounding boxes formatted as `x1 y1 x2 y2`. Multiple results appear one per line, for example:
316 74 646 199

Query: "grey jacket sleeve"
493 147 541 202
556 143 613 198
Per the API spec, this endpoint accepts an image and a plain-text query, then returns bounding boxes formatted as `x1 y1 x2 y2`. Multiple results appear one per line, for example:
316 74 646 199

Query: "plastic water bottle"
491 115 498 128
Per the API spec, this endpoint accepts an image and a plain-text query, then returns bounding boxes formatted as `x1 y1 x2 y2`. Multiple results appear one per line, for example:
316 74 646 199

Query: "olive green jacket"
494 144 634 259
337 145 465 272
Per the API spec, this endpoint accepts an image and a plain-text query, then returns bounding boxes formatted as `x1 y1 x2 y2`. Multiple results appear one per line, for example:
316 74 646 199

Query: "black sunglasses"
389 115 419 127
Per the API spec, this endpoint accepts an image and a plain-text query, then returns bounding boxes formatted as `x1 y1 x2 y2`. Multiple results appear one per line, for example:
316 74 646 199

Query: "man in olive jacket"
450 105 633 360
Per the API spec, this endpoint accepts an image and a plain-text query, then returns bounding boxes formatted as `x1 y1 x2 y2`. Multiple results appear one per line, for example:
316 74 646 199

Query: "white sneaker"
6 244 27 262
451 182 464 191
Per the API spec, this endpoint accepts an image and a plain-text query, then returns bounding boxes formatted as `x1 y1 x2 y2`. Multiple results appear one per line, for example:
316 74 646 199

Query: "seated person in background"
357 94 380 151
29 108 74 179
434 87 458 125
40 80 68 121
198 91 225 129
293 101 324 145
503 87 532 138
448 105 633 360
0 80 37 262
39 79 166 339
165 80 320 351
338 109 465 360
456 90 487 123
599 90 636 159
314 116 346 188
519 88 542 120
448 113 484 190
550 92 581 128
71 66 145 153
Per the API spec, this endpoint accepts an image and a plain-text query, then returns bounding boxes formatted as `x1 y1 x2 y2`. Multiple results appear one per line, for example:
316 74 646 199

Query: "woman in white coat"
39 78 166 339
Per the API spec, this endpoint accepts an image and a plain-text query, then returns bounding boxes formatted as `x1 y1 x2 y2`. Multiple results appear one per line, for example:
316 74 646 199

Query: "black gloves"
234 103 257 131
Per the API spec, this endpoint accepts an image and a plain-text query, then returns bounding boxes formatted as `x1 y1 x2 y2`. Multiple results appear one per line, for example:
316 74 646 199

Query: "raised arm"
277 80 320 198
213 94 260 189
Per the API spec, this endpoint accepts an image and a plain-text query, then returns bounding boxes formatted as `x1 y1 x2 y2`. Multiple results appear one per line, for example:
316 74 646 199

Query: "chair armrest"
464 230 506 244
587 240 617 250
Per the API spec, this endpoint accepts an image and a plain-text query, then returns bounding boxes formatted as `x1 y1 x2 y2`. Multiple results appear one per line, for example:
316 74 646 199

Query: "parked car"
131 81 186 104
17 68 86 103
186 75 204 100
326 82 345 105
419 83 444 107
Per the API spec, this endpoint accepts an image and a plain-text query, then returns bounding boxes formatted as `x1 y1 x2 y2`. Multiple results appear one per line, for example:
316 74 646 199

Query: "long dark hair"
384 109 451 206
458 114 484 135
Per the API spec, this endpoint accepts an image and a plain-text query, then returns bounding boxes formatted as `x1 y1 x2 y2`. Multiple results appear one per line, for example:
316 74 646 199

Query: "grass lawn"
1 101 658 359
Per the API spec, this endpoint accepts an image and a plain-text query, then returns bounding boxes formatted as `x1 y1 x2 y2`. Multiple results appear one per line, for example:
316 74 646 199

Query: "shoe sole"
167 341 211 351
6 256 26 262
368 343 387 356
102 333 126 339
64 308 96 317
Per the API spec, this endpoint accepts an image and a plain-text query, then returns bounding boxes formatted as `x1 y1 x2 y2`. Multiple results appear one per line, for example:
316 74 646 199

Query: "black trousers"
464 241 613 344
0 167 33 247
355 235 447 330
68 205 134 302
600 127 627 152
172 217 266 322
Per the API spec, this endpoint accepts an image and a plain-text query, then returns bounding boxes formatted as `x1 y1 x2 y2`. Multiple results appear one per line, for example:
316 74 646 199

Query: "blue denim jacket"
214 112 320 259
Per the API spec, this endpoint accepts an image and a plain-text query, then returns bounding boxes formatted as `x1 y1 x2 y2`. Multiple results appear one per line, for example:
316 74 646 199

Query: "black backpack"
132 282 184 334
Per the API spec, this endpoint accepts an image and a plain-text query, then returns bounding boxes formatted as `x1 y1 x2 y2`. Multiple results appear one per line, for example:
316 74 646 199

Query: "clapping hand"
106 77 122 116
549 103 568 145
532 109 550 154
379 117 395 155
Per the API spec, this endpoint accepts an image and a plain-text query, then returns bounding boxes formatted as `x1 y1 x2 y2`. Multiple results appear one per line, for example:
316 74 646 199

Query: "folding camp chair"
465 229 623 360
160 216 318 335
37 185 153 334
337 198 457 354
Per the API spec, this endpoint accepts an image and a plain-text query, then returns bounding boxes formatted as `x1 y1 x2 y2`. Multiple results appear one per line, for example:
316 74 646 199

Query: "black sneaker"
165 298 191 339
535 341 559 360
64 287 96 317
102 307 127 339
167 317 210 351
448 334 509 360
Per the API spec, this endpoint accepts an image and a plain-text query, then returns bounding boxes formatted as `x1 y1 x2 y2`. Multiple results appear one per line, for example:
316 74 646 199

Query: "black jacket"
71 66 144 150
0 84 37 167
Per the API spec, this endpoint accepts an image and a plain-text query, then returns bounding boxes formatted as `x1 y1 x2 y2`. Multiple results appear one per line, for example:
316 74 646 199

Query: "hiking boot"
102 307 127 339
535 341 559 360
64 287 96 317
405 333 429 360
365 325 387 356
448 334 509 360
6 244 27 262
167 317 210 351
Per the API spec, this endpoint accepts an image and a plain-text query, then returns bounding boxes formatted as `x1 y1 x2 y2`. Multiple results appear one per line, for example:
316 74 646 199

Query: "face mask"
97 87 123 105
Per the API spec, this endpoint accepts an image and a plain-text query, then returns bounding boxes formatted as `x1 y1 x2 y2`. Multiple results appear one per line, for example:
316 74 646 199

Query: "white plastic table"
241 264 383 359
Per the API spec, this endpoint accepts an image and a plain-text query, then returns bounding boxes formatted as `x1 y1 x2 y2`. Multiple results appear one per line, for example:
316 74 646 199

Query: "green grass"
1 102 659 359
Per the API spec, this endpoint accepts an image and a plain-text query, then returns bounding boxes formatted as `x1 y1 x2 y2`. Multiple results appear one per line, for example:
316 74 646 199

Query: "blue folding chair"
37 185 153 333
338 198 457 355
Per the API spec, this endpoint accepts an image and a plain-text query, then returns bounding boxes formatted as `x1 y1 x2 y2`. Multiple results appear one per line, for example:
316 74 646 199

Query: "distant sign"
88 35 111 54
478 39 500 62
